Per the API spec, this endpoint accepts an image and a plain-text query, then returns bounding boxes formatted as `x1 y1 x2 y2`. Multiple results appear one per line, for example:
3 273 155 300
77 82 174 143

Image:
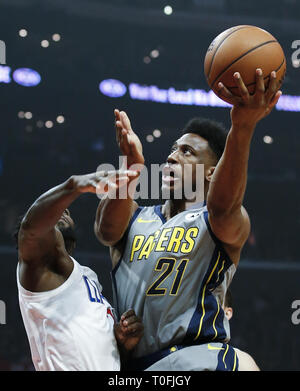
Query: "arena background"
0 0 299 371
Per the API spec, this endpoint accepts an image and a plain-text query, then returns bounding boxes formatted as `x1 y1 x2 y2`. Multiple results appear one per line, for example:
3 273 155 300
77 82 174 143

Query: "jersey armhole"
203 210 235 266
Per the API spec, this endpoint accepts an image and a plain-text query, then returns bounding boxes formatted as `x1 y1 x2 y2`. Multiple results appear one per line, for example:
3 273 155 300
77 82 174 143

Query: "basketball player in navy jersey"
15 169 144 371
94 69 281 370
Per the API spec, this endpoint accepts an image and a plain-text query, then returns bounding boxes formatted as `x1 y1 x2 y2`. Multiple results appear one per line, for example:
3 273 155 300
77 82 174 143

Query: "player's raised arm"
94 110 144 250
206 69 282 261
19 171 133 265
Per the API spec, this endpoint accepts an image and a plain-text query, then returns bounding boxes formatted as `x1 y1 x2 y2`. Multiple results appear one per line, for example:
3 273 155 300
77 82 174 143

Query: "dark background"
0 0 299 371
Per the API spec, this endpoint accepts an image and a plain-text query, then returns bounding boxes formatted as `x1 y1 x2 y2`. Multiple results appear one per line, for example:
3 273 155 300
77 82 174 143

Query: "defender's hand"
217 69 282 129
71 170 137 194
115 109 145 169
114 309 144 352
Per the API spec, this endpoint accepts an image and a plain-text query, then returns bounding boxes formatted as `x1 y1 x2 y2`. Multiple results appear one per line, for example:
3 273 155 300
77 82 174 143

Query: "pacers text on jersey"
130 227 199 261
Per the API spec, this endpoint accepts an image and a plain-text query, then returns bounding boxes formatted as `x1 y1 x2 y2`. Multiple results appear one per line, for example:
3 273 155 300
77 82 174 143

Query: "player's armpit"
207 205 251 256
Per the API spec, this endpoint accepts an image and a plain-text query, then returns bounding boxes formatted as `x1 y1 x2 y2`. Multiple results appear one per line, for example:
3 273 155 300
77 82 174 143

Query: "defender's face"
57 209 75 231
162 133 215 199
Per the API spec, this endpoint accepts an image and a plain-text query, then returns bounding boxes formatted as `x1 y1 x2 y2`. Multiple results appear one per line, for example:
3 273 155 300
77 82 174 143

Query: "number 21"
146 258 189 296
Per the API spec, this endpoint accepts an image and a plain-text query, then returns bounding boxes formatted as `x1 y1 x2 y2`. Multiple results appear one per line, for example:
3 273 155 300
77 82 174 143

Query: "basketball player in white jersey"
16 169 143 371
94 69 281 371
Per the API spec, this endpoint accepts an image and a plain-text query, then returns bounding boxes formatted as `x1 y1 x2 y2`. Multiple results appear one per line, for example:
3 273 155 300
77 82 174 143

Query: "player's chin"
161 181 183 200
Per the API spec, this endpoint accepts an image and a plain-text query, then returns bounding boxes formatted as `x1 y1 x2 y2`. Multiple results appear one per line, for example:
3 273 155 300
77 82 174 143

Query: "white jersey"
17 257 120 371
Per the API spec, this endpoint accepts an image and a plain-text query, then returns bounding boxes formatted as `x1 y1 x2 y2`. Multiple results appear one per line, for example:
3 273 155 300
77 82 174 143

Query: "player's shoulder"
233 348 260 371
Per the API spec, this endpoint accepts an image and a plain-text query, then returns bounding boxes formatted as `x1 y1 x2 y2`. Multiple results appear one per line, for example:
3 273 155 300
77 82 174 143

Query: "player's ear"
205 166 215 182
224 306 233 321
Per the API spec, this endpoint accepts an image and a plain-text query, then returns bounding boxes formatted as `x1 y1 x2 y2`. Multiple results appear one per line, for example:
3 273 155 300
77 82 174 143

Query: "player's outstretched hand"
115 109 145 169
114 309 144 352
217 68 282 129
70 170 138 194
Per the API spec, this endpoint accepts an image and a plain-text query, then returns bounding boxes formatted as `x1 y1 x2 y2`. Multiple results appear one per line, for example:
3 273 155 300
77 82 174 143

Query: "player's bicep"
208 205 250 248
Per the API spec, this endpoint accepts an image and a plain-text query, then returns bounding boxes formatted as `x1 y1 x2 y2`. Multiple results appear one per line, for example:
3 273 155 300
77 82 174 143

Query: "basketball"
204 25 286 103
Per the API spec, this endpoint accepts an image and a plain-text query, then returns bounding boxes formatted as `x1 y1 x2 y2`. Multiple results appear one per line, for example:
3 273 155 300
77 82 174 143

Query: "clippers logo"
99 79 127 98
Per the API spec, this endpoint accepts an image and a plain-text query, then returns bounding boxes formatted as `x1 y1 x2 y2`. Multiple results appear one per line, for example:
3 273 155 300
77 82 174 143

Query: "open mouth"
162 165 180 184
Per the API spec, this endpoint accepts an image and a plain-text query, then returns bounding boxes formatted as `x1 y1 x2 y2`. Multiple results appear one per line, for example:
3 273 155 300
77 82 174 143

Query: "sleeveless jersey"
17 257 120 371
112 204 236 359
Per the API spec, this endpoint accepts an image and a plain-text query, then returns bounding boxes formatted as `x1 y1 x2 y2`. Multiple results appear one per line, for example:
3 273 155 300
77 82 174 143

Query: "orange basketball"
204 25 286 103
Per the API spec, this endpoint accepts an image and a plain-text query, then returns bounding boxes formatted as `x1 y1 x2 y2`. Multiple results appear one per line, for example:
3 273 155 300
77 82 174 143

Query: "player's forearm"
21 176 80 236
207 124 255 216
95 194 135 246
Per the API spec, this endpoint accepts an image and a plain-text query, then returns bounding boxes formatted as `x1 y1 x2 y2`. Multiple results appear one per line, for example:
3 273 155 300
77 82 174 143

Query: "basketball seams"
211 40 279 89
206 25 251 80
224 57 286 90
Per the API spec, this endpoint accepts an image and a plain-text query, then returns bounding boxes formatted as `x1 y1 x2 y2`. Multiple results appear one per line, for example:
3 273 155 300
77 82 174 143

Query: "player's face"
162 133 215 199
57 209 76 253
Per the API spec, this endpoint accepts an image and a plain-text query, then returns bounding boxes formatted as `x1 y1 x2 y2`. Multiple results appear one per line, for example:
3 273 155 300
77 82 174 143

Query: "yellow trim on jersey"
207 343 225 351
212 297 220 340
232 349 237 371
222 344 229 369
137 218 160 223
217 260 225 278
193 251 220 341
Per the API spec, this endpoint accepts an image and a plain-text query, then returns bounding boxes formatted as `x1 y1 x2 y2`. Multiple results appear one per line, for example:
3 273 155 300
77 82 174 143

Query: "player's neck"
162 198 206 220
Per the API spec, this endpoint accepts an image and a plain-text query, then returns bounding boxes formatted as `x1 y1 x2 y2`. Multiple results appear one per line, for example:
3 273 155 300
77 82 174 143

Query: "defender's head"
223 289 233 321
56 209 77 255
13 209 77 255
162 117 227 200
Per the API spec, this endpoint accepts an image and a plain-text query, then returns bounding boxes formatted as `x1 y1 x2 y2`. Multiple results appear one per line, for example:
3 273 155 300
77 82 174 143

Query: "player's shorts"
125 342 239 371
